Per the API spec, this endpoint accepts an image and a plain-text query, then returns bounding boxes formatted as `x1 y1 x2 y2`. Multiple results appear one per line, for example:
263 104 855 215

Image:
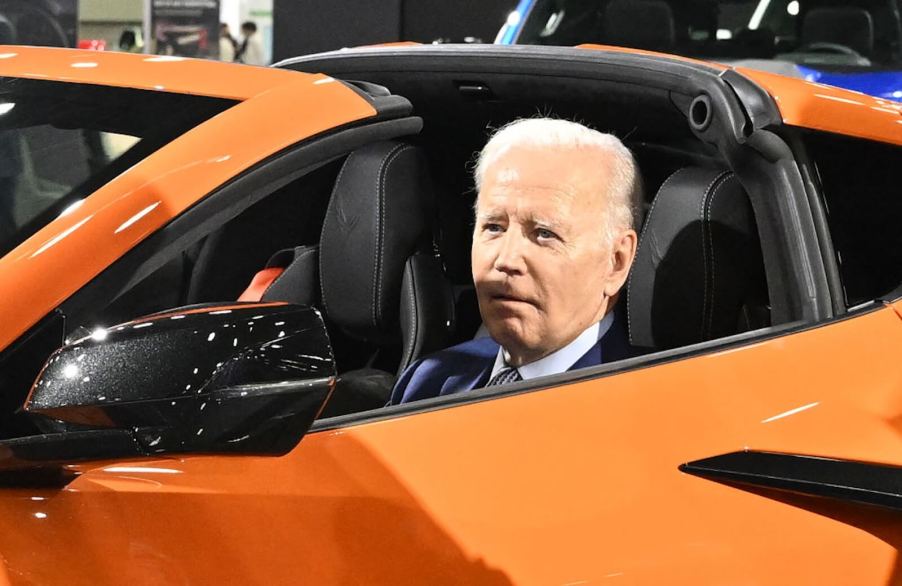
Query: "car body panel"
0 49 376 351
738 66 902 144
0 45 299 100
575 44 902 145
798 66 902 102
0 307 901 584
892 299 902 321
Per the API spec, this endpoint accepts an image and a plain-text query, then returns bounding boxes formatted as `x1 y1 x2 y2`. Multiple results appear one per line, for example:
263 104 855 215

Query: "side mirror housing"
2 302 335 471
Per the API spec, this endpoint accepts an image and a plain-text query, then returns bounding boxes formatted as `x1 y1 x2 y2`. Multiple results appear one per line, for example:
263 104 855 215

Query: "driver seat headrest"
319 141 446 344
802 7 874 56
627 167 768 351
246 140 455 371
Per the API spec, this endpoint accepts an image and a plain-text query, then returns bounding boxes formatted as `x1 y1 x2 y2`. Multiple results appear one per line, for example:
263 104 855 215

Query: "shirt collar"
489 310 615 382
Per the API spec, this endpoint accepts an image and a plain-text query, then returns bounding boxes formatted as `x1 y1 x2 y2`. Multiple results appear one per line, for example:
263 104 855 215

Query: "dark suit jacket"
389 312 636 405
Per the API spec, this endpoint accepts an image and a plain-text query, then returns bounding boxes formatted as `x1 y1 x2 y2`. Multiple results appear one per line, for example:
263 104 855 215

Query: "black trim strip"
778 127 846 316
680 450 902 511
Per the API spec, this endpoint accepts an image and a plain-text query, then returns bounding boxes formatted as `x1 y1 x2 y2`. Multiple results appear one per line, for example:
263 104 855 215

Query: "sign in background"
150 0 221 58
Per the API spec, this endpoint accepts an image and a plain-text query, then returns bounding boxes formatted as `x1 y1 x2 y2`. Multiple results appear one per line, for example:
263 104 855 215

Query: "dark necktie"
486 366 521 386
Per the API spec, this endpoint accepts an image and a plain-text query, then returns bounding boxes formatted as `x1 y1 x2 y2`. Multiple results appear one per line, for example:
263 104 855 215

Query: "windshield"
0 78 235 257
508 0 902 95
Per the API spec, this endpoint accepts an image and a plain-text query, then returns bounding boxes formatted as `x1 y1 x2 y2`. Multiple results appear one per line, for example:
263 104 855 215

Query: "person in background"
235 21 265 65
117 29 140 53
219 23 236 62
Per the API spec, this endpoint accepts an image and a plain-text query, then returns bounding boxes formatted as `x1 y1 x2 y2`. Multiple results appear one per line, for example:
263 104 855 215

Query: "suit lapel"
440 363 492 395
440 339 497 395
571 339 603 370
569 311 636 371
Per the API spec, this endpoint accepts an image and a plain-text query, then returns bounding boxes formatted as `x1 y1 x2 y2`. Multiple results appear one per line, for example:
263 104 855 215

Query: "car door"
1 304 901 584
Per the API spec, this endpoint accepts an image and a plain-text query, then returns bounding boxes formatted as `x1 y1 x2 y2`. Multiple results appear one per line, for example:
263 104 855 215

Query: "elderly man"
389 118 641 404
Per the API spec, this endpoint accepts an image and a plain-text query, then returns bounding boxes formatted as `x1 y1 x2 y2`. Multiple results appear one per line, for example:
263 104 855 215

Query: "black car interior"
802 7 875 57
518 0 902 66
627 167 768 352
599 0 677 53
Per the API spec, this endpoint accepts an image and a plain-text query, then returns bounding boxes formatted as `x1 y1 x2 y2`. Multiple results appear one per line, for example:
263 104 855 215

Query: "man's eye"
536 228 558 240
484 223 503 233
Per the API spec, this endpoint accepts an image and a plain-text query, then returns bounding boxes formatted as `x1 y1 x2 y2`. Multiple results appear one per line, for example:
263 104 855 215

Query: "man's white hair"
474 118 642 245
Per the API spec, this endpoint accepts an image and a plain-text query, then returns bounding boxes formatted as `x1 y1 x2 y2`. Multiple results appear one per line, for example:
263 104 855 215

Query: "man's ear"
602 229 638 298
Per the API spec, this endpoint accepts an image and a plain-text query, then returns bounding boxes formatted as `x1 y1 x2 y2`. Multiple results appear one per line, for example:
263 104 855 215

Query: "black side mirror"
0 302 335 472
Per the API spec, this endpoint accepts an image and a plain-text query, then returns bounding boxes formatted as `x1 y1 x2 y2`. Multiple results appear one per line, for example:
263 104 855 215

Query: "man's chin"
484 321 543 360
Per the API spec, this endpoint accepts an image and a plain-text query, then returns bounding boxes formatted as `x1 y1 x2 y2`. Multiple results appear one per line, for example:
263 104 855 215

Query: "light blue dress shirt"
489 310 615 381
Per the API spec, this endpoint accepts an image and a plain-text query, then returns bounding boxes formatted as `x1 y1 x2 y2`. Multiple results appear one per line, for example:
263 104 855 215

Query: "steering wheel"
798 42 863 58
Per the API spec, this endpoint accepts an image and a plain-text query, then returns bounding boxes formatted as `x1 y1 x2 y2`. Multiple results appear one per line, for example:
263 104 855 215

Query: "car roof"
0 45 300 100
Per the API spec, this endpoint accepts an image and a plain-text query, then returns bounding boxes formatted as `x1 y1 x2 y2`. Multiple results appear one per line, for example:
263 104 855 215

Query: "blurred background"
0 0 899 100
0 0 514 65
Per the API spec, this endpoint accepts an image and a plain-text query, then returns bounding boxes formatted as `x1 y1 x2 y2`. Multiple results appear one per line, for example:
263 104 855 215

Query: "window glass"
0 78 235 256
803 130 902 305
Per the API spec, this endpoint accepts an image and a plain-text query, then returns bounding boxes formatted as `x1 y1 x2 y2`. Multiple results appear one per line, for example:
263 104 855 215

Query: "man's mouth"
489 292 535 306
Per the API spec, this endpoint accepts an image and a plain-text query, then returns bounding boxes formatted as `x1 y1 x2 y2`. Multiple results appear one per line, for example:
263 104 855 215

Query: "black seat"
627 167 768 352
245 141 455 415
733 27 777 59
801 7 874 57
0 15 15 44
601 0 675 52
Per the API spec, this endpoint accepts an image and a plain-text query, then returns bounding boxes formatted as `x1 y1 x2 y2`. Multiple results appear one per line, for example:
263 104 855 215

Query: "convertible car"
0 44 900 584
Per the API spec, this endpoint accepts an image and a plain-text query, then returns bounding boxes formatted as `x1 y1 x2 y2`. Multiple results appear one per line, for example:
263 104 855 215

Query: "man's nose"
493 229 526 275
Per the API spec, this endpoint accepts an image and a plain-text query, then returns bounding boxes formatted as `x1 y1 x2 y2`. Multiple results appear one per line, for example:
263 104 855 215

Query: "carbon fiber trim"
680 450 902 511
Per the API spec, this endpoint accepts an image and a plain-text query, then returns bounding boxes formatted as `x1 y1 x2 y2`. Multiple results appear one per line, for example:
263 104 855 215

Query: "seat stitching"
707 174 738 337
627 168 686 342
700 171 729 340
319 153 356 318
400 259 419 371
373 144 411 329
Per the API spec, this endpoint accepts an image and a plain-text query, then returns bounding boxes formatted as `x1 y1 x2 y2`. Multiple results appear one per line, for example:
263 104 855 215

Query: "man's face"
472 144 634 365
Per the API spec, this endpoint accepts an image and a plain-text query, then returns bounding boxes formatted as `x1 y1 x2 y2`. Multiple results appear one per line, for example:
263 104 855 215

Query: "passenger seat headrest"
627 168 767 350
319 141 434 343
802 7 874 56
603 0 675 52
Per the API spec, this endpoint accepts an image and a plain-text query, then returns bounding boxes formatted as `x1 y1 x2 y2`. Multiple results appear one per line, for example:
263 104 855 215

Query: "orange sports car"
0 43 900 584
